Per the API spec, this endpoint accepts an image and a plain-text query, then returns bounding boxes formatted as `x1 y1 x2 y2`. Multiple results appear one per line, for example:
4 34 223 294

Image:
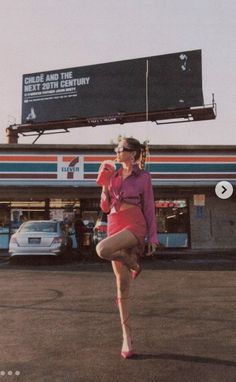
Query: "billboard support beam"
6 102 216 144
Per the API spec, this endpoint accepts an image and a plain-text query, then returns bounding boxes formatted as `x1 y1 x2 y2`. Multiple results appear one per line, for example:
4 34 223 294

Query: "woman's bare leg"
112 260 133 354
96 229 139 270
96 230 140 356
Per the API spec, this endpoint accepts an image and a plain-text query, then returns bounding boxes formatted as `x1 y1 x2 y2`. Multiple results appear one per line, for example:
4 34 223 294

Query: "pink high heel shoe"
131 264 142 280
128 247 142 280
116 297 134 359
121 332 134 359
121 349 134 359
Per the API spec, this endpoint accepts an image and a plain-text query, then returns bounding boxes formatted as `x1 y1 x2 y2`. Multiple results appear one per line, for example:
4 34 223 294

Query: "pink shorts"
107 206 147 255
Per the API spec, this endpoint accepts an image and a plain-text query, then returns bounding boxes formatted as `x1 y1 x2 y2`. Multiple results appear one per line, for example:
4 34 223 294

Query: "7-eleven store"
0 143 236 252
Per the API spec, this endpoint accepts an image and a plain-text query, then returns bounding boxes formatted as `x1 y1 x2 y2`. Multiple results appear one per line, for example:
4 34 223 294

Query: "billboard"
22 50 204 124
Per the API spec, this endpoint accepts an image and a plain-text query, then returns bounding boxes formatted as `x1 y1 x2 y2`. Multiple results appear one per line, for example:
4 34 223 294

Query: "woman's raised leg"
96 229 139 271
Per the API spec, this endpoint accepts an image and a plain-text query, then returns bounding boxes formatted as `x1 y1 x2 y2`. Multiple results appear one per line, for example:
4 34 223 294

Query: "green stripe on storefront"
84 163 236 173
0 163 57 172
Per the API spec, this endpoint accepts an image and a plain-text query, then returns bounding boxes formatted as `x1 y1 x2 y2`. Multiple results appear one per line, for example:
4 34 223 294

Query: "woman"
96 137 158 359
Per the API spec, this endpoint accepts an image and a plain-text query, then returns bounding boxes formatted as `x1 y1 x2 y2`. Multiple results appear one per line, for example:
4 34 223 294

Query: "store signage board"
1 154 236 186
22 50 203 124
193 194 206 206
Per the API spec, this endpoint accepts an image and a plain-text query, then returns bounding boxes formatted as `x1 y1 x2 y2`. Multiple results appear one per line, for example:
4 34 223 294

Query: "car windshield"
20 222 57 233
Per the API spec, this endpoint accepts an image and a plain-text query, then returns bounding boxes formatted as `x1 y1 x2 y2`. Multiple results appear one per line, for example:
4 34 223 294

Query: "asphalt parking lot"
0 254 236 382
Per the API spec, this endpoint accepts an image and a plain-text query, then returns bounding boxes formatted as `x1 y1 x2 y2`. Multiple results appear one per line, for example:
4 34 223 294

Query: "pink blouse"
100 164 158 244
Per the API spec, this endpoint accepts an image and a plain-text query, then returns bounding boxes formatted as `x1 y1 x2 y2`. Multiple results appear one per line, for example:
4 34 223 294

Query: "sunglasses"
114 146 134 154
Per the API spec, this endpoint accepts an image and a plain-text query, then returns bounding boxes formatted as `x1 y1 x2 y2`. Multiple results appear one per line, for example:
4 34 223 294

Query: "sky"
0 0 235 146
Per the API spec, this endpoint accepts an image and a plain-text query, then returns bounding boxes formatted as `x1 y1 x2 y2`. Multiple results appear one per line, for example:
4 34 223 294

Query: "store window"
10 201 46 232
0 203 10 249
156 199 189 248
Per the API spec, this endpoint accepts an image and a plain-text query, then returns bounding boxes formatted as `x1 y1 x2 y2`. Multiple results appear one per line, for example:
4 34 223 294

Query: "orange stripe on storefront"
84 156 116 162
84 155 236 163
0 156 57 162
62 156 79 162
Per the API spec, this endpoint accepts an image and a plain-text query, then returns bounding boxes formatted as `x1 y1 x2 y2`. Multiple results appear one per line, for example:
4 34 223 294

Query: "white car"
9 220 73 257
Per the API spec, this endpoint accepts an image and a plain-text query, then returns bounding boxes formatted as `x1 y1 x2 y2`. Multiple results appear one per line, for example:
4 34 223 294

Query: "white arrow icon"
215 181 233 199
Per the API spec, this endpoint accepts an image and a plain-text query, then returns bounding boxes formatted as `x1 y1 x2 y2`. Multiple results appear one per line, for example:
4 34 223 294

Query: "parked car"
92 212 107 245
9 220 73 257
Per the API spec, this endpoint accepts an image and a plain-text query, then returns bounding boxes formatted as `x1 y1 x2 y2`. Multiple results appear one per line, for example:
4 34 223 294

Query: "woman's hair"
123 137 149 169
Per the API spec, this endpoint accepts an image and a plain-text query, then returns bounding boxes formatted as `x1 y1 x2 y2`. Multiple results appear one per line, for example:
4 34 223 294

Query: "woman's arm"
142 173 158 244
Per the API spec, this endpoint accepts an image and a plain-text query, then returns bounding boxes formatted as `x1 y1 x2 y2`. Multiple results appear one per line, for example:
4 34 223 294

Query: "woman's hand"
147 243 158 255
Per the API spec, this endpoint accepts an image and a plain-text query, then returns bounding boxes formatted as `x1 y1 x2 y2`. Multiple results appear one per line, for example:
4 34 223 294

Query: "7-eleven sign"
58 156 82 180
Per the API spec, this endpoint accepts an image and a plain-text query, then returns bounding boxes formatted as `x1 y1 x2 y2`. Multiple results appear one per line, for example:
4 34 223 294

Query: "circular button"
215 181 233 199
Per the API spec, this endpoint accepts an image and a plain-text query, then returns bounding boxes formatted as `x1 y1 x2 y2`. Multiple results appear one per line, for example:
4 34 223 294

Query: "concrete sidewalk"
0 258 236 381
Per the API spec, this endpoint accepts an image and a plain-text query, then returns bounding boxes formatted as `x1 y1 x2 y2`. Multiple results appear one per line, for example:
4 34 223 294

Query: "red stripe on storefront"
84 155 236 163
0 156 57 162
83 173 236 180
0 173 57 179
62 156 79 162
84 156 116 162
